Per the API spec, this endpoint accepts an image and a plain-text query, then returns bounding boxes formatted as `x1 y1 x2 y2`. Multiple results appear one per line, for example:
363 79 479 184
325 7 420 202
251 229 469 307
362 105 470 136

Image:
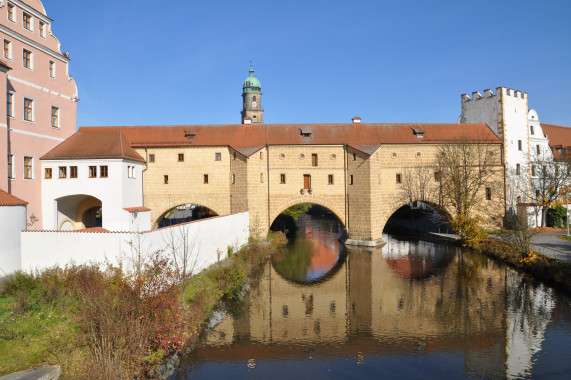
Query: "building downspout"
344 144 348 234
266 144 271 231
142 146 149 208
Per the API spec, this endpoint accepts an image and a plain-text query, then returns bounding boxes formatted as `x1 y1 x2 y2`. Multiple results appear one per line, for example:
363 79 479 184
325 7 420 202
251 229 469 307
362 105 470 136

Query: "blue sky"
45 0 571 127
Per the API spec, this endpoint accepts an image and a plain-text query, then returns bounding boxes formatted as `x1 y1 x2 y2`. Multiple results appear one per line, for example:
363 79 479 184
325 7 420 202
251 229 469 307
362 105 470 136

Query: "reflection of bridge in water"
186 234 560 379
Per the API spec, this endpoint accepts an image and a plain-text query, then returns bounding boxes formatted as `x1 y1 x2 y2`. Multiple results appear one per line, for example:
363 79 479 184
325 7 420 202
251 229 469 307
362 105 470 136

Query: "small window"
486 187 492 201
396 173 402 184
39 21 45 38
542 165 546 176
280 173 286 184
23 98 33 121
70 166 77 178
260 151 263 160
531 165 536 176
7 92 13 117
51 106 59 128
215 152 221 161
312 153 318 167
148 154 155 163
59 166 66 178
89 166 97 178
22 13 31 30
23 49 32 69
49 61 55 78
7 154 14 179
555 167 560 177
164 175 168 184
518 140 522 151
44 168 52 179
178 153 184 162
434 171 440 182
517 196 521 204
303 174 311 189
536 190 540 198
350 174 354 185
515 164 520 175
352 153 356 161
100 166 108 178
328 174 334 185
233 152 236 160
231 174 235 184
203 174 209 184
537 145 540 155
3 40 11 59
260 173 264 183
530 125 535 135
253 95 256 102
23 156 33 179
7 4 14 22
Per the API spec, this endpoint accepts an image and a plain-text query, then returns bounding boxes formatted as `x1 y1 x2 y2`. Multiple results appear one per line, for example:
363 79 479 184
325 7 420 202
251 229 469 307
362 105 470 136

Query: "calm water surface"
170 214 571 379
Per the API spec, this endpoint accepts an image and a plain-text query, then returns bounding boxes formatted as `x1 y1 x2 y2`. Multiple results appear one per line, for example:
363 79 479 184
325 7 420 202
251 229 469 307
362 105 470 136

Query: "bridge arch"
152 198 224 229
269 195 346 232
380 199 453 234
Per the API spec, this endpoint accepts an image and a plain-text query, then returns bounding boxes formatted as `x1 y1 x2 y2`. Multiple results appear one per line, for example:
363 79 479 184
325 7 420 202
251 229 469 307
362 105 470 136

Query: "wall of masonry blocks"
137 142 504 243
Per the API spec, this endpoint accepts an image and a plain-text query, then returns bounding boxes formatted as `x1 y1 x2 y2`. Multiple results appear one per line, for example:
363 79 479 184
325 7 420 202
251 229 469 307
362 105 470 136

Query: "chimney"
243 116 252 125
352 116 361 124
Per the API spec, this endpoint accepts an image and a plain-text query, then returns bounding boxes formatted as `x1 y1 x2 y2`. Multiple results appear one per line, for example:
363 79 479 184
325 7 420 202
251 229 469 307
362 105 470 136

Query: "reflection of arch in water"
271 206 347 285
382 200 453 234
382 234 456 279
155 203 218 229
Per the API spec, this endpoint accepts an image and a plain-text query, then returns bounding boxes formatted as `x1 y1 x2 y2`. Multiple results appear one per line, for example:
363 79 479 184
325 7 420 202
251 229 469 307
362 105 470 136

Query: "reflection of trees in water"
272 241 313 282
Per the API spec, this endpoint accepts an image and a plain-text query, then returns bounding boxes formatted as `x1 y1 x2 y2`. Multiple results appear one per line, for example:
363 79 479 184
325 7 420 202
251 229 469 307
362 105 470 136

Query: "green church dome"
243 64 261 94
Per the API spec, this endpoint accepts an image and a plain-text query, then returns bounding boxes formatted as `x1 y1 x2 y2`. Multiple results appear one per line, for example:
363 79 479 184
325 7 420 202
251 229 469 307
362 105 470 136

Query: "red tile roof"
540 124 571 161
0 189 28 206
41 129 145 162
47 123 500 159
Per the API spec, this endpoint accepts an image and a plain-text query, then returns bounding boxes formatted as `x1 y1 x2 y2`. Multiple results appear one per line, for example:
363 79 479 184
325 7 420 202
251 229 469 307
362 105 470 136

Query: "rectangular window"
148 154 155 163
396 173 402 184
6 92 13 117
312 153 318 167
486 187 492 201
350 174 354 185
516 164 520 175
303 174 311 189
3 40 11 59
328 174 334 185
22 13 31 30
70 166 77 178
353 153 356 161
7 154 13 179
204 174 209 184
51 106 59 128
434 171 440 182
23 156 33 179
7 4 14 22
100 166 108 178
23 49 31 69
260 151 263 160
59 166 66 178
39 21 45 38
23 98 33 121
537 145 540 155
518 140 522 151
44 168 52 179
231 174 235 184
215 152 221 161
530 125 535 135
164 175 168 184
89 166 97 178
49 60 55 77
178 153 184 162
531 165 536 176
280 173 286 184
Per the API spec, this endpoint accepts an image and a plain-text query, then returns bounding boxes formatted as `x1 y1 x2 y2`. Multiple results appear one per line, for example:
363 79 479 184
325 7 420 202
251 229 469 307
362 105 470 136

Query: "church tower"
241 64 263 124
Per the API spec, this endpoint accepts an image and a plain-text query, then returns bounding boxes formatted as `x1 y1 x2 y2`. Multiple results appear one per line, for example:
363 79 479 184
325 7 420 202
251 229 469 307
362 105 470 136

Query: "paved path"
531 231 571 263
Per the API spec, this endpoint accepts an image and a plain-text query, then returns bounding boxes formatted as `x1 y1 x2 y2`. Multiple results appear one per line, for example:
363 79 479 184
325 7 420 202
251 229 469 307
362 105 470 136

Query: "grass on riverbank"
479 238 571 294
0 232 286 378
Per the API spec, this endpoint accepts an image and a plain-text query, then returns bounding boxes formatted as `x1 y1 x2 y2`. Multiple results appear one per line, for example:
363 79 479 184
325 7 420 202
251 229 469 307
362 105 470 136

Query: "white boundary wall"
20 212 249 274
0 205 27 276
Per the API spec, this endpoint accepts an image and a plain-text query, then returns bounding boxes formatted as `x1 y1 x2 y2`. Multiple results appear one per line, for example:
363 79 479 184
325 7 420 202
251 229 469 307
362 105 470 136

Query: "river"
169 213 571 379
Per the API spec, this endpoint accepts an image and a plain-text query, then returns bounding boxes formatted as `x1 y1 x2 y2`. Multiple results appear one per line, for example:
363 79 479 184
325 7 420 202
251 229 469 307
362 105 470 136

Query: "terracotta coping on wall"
123 207 151 212
0 189 28 206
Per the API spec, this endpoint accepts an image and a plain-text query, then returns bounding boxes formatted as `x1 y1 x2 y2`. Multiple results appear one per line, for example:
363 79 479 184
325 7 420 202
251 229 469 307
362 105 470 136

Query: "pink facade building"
0 0 78 229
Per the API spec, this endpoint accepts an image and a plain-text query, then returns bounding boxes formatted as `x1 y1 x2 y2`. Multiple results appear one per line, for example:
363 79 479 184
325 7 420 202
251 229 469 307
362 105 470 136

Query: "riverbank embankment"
0 232 286 379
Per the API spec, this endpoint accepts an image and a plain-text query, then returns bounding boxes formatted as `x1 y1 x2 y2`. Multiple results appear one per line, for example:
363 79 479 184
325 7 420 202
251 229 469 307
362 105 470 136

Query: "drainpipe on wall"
266 144 271 231
344 144 348 233
142 146 149 210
